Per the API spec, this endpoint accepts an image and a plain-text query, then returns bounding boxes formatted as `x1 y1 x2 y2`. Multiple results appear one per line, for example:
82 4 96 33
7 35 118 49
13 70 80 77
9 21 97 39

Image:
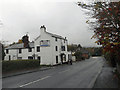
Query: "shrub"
74 51 82 60
2 59 40 73
104 52 117 67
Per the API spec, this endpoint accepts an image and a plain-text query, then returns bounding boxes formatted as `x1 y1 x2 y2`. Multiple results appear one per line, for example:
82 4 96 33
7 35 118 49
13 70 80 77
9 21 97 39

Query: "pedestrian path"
2 67 52 78
94 60 119 88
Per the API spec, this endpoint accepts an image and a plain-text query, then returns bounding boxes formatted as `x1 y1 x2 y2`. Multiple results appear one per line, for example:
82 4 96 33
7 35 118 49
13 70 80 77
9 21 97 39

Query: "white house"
4 42 34 60
4 25 69 65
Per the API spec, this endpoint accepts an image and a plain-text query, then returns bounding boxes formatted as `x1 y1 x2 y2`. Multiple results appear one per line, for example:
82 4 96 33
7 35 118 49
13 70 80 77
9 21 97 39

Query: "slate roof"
35 31 66 41
80 49 89 54
5 42 34 49
46 32 65 40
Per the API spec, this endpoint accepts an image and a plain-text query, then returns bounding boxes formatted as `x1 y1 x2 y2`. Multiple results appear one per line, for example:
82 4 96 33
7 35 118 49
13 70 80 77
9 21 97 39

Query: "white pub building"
4 25 69 65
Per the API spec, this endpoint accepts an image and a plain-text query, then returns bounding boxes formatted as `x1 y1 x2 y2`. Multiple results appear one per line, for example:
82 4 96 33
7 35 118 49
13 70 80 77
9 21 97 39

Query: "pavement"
2 66 53 78
93 59 119 88
2 57 104 88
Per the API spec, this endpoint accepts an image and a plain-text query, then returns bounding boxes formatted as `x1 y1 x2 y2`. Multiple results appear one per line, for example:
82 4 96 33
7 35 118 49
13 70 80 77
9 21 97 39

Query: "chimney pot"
40 25 46 34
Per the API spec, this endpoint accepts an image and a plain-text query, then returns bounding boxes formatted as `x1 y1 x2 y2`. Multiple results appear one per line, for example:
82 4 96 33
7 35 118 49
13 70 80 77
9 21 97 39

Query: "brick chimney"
22 35 30 48
40 25 46 34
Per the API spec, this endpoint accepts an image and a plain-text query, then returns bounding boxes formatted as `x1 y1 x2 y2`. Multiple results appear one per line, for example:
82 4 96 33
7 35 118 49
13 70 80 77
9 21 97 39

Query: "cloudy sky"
0 0 99 47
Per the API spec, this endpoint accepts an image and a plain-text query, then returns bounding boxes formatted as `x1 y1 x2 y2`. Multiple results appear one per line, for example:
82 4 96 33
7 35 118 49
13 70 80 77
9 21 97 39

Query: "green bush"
74 51 82 60
2 59 40 73
104 52 117 67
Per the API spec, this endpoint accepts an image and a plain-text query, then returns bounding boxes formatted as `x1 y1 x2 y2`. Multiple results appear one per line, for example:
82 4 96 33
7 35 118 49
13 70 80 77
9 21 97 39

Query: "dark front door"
37 56 40 60
9 55 11 61
37 56 41 64
60 53 66 64
60 54 63 64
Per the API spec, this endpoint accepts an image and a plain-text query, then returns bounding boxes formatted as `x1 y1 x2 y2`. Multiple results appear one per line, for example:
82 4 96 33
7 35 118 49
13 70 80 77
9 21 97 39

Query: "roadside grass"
113 69 120 87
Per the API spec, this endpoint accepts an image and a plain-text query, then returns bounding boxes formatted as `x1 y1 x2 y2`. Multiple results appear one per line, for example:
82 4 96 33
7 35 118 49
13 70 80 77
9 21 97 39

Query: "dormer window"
6 49 9 54
64 40 65 43
19 48 22 53
55 37 57 41
28 48 32 52
37 46 40 52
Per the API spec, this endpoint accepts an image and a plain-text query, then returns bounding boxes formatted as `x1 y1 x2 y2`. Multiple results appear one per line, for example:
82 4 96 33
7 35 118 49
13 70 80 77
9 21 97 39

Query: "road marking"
58 69 70 74
19 76 51 87
88 67 102 88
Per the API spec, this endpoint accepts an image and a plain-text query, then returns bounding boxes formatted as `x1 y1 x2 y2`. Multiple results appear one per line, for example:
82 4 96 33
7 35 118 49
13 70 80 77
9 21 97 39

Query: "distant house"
68 51 76 61
4 25 69 65
81 49 90 59
4 42 34 60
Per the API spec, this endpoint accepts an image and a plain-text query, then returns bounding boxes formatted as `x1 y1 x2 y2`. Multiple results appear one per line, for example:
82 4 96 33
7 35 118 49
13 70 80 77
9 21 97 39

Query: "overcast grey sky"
0 0 99 47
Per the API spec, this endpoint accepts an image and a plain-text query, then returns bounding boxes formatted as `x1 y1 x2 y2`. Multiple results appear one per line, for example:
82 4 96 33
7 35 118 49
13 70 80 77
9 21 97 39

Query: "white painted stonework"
4 26 69 65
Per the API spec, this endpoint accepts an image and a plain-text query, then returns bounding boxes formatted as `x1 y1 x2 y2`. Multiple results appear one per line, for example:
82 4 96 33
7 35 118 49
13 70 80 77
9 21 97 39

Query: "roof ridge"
5 42 34 49
46 31 65 39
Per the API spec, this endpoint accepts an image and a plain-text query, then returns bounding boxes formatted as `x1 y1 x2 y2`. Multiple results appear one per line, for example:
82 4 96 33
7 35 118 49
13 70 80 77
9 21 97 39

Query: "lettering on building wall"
40 40 50 47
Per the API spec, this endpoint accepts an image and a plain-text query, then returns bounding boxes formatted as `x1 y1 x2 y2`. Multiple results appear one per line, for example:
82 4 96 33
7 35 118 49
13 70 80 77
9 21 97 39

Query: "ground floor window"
37 46 40 52
28 56 33 60
18 57 22 60
28 48 32 52
56 56 58 63
37 56 41 60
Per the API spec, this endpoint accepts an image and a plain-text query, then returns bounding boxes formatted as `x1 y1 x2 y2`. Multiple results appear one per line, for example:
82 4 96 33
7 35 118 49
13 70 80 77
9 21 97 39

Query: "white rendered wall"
4 48 34 60
34 31 54 65
18 48 34 59
4 49 17 60
34 28 68 65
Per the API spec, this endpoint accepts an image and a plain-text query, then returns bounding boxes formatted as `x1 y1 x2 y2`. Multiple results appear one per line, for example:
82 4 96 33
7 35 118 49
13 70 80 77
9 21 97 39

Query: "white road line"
87 67 102 88
58 69 70 74
19 76 51 88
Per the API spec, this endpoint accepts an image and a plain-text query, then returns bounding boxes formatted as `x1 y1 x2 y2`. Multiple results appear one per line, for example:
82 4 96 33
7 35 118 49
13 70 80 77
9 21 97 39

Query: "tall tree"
78 1 120 65
2 44 5 60
67 44 78 52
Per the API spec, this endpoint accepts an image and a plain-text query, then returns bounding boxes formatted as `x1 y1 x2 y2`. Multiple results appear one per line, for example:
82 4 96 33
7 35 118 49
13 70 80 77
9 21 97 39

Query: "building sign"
40 40 50 47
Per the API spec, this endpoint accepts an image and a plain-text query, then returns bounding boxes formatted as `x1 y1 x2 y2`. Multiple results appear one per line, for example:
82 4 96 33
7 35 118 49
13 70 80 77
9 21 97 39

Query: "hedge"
104 52 117 67
2 59 40 72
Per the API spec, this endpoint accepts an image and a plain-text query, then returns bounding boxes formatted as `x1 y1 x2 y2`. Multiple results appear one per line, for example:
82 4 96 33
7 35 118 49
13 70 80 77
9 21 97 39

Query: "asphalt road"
2 57 104 88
